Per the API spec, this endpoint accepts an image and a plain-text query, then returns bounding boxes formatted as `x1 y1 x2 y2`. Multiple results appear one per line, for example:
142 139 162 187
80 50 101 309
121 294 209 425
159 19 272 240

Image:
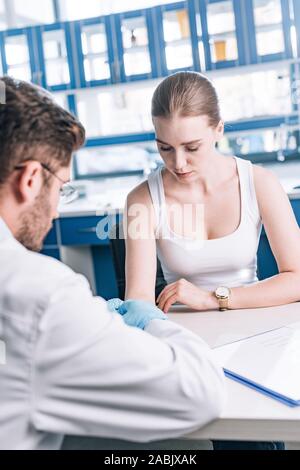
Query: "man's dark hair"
0 76 85 187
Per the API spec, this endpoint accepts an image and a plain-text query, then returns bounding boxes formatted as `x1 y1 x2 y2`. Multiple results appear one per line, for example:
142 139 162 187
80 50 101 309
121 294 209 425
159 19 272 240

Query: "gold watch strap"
219 297 229 311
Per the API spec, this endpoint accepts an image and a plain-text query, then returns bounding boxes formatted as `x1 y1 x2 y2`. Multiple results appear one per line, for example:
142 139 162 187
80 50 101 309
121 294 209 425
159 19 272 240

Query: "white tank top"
147 157 262 291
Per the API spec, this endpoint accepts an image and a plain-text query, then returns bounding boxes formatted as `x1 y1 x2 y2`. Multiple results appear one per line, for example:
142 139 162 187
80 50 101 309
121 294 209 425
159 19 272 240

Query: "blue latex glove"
107 298 124 312
118 299 167 330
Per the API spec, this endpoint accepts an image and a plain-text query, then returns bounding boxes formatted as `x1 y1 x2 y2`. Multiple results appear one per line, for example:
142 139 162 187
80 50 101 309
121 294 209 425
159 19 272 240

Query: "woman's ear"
215 120 224 142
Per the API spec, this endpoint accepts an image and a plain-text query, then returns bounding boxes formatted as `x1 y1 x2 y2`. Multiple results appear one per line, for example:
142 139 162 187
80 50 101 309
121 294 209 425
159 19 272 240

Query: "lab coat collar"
0 217 13 242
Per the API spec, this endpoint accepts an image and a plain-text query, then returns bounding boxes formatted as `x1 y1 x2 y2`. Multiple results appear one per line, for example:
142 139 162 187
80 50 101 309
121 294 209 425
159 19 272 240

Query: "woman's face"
153 114 223 183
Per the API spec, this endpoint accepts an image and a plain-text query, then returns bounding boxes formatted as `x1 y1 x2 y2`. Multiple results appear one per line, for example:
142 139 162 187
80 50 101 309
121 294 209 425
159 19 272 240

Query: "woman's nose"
174 153 187 171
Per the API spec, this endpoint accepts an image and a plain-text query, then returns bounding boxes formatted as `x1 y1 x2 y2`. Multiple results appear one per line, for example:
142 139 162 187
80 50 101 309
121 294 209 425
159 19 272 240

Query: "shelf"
164 37 191 47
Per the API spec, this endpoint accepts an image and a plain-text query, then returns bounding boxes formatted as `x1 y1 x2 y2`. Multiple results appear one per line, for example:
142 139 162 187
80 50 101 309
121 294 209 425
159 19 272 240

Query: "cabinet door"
195 0 242 69
0 33 4 76
158 2 194 74
249 0 292 62
115 10 155 82
41 222 61 261
37 23 76 91
2 29 34 82
75 17 114 87
292 0 300 58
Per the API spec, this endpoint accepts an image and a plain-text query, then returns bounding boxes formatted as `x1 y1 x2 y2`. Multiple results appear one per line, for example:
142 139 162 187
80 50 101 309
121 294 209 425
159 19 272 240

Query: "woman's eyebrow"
156 138 203 145
156 138 170 145
181 139 203 145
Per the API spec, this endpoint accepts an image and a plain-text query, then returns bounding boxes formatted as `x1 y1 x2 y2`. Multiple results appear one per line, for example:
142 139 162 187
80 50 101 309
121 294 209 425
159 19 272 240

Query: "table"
169 302 300 442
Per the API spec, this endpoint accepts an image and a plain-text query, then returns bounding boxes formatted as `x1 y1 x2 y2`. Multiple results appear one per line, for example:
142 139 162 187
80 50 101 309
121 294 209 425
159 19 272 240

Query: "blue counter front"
41 214 122 299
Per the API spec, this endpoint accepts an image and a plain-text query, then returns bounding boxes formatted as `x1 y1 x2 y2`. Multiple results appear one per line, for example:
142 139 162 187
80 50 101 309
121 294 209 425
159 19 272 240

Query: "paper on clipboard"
213 321 300 406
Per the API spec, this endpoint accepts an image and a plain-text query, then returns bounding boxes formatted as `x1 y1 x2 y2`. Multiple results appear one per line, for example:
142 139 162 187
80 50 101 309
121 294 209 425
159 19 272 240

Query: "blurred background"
1 0 300 178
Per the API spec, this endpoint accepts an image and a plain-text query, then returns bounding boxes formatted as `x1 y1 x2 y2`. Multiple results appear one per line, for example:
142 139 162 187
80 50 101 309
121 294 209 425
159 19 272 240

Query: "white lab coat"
0 218 225 450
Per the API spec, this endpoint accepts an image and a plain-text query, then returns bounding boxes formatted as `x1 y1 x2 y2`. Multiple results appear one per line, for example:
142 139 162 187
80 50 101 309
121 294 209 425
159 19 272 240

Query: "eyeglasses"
14 162 79 204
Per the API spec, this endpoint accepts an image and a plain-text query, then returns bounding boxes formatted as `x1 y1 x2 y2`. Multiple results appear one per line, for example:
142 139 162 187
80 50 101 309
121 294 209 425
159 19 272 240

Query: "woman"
124 71 300 315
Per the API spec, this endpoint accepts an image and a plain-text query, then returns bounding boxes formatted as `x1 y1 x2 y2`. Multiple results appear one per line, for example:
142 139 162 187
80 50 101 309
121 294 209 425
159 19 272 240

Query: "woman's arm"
124 182 157 303
229 165 300 309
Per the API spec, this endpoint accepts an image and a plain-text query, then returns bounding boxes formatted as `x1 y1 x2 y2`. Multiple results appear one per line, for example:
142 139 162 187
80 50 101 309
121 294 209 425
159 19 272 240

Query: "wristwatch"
214 286 231 311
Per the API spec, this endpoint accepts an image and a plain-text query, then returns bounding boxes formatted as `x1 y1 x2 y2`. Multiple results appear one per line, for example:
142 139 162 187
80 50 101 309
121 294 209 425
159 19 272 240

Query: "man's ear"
14 161 43 204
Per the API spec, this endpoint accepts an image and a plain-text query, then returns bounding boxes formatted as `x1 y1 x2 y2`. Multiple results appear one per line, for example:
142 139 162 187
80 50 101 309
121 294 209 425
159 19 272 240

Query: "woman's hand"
156 278 218 313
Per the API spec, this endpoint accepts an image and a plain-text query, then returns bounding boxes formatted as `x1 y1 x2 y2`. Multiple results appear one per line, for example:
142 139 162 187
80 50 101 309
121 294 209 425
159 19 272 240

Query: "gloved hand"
107 298 124 312
118 299 167 330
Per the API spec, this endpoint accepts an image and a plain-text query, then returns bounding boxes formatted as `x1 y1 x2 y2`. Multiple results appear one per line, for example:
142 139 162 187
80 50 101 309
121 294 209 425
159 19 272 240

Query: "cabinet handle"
77 227 97 234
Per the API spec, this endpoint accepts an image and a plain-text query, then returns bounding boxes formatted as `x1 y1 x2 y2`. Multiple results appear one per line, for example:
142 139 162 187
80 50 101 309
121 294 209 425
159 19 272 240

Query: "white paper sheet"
213 322 300 403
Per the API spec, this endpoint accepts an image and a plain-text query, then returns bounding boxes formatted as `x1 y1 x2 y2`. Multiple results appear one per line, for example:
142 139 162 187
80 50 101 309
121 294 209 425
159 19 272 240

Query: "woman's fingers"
158 287 177 311
163 294 178 313
156 282 176 304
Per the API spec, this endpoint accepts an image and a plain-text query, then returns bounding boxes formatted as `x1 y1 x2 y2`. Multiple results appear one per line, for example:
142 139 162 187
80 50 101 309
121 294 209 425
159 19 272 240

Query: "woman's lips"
175 171 194 178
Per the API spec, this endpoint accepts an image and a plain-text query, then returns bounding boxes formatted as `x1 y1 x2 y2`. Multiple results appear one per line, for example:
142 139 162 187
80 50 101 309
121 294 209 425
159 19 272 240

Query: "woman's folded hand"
156 279 218 313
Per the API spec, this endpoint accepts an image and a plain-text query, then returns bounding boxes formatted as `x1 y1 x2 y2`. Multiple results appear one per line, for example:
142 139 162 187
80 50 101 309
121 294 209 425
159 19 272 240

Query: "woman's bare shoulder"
252 164 287 213
252 164 282 191
126 180 152 206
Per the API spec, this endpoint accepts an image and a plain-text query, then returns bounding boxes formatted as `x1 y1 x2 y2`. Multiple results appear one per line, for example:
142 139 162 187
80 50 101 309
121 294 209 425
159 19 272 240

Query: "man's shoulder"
15 241 75 280
0 238 90 317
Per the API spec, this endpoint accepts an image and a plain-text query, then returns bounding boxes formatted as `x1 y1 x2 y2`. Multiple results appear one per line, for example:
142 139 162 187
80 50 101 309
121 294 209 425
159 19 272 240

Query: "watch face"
216 286 230 298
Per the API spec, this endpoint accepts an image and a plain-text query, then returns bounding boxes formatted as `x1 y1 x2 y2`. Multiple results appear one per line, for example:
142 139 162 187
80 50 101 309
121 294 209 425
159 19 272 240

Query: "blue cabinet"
257 230 278 280
40 215 120 299
246 0 293 63
257 199 300 280
193 0 246 70
1 0 299 159
59 215 121 246
1 0 297 92
92 245 118 299
41 220 61 260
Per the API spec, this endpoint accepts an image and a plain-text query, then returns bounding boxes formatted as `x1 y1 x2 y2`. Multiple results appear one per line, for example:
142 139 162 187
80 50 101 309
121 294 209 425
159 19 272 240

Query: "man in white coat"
0 76 225 450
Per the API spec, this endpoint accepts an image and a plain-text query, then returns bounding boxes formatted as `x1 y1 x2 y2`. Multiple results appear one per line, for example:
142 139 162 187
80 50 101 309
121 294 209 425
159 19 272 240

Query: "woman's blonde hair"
151 71 221 128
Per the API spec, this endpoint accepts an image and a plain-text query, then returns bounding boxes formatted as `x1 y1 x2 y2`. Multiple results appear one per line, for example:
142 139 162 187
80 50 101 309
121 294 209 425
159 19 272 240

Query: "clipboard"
213 322 300 407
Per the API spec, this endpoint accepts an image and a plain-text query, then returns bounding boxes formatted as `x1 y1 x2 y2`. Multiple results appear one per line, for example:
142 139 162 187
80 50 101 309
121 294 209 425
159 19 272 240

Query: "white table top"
169 302 300 442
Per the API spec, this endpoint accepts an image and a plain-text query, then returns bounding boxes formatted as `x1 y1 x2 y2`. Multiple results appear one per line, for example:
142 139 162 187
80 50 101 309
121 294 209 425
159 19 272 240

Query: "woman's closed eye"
159 145 201 153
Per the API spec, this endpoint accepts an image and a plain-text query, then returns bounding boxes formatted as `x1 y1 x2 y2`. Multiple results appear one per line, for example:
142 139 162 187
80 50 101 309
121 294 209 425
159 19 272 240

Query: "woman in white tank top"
124 72 300 315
